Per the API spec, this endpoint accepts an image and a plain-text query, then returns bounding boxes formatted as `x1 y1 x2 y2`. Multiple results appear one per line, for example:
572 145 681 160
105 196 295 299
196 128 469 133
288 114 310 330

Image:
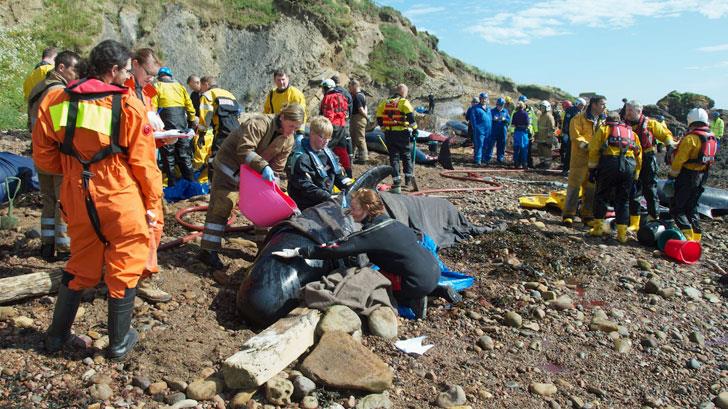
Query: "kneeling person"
288 116 353 210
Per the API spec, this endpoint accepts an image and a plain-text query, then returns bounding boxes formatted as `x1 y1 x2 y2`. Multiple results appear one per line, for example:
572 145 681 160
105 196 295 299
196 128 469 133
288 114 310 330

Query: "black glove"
410 129 418 141
588 168 598 183
656 143 664 153
665 145 674 165
197 132 205 148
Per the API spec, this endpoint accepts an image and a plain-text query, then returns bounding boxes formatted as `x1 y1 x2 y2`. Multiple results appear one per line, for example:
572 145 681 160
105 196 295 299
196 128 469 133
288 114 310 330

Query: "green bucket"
656 228 686 251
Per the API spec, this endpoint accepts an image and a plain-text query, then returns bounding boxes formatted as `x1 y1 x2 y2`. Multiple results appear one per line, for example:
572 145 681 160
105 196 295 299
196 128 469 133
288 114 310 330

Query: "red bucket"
663 239 702 264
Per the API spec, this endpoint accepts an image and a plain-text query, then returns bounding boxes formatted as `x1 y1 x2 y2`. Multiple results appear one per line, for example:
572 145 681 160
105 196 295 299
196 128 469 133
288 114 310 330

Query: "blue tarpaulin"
0 152 39 204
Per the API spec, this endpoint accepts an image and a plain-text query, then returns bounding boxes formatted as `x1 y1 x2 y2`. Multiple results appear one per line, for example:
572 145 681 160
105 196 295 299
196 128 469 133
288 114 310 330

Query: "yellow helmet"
505 96 513 104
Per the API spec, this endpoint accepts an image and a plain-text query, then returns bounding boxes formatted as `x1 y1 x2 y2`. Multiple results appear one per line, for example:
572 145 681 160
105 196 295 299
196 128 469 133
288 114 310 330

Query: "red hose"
158 205 254 252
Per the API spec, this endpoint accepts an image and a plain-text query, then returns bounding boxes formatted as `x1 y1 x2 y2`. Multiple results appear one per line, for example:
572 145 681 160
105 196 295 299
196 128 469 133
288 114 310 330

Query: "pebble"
689 331 706 346
644 279 662 294
148 381 167 395
0 306 18 320
688 358 702 369
317 305 362 336
166 392 187 405
614 338 632 353
641 336 659 349
658 287 676 299
529 382 557 397
504 311 523 328
367 307 398 339
82 369 97 382
716 392 728 409
436 385 466 408
11 316 34 328
356 392 391 409
590 317 619 332
83 357 95 366
187 378 224 401
93 336 109 350
684 287 702 300
90 373 112 385
164 376 188 392
637 259 652 271
89 383 113 400
292 375 316 400
231 390 255 408
132 375 151 390
549 295 574 310
477 335 494 350
302 396 319 409
170 400 199 409
87 330 102 340
265 377 294 406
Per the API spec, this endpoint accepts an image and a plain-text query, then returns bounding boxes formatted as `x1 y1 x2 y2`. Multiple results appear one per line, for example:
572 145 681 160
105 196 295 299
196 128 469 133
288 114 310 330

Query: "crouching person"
287 116 353 210
273 189 440 319
33 40 163 360
587 112 642 243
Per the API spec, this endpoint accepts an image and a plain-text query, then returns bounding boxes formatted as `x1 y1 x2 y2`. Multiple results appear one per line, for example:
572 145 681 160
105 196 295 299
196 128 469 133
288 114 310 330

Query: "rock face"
657 91 715 125
300 331 393 392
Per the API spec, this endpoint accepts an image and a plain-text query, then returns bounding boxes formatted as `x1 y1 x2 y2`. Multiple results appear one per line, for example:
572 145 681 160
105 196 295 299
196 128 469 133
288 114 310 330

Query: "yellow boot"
616 224 628 244
692 232 701 242
628 215 640 232
589 219 605 237
680 229 694 241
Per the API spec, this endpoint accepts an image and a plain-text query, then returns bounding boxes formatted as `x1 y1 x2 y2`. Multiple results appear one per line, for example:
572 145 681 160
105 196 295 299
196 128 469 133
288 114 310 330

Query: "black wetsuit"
299 214 440 299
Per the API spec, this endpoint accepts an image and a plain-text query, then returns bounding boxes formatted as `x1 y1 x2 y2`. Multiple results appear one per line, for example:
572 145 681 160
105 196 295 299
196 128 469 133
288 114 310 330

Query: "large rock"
300 331 393 392
317 305 362 336
657 91 714 125
367 307 398 339
436 385 466 408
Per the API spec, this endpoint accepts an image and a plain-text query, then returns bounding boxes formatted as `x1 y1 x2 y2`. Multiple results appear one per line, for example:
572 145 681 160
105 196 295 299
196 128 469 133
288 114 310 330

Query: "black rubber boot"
402 296 428 320
431 285 463 304
45 281 82 352
40 243 55 262
107 287 139 361
198 249 225 270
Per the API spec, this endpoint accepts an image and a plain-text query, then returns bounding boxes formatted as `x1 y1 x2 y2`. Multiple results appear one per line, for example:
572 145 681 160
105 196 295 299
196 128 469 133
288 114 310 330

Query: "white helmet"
575 97 587 107
686 107 709 126
540 100 551 111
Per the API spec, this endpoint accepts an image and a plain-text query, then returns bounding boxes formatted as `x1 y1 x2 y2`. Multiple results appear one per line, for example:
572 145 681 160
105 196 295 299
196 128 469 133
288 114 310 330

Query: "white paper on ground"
394 336 434 355
153 129 195 139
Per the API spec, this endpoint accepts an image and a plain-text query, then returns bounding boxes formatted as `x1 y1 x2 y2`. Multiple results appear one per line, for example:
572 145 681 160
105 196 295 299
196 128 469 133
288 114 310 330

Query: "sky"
377 0 728 111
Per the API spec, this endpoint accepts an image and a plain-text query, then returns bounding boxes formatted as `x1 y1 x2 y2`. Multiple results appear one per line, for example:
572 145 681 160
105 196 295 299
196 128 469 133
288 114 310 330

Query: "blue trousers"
513 128 529 167
473 130 489 163
485 131 507 163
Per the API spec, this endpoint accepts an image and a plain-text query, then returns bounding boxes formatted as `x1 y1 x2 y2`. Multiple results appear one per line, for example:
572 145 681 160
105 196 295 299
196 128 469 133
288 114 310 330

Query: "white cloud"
684 60 728 70
468 0 728 45
404 5 446 17
697 43 728 52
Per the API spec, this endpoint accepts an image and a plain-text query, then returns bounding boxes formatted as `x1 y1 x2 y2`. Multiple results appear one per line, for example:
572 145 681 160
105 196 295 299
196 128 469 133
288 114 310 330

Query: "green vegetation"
517 84 576 102
0 0 101 129
368 23 434 87
441 52 517 90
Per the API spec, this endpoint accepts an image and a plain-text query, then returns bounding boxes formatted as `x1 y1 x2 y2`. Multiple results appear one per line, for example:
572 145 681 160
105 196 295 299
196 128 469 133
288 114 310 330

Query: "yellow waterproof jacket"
153 79 196 122
588 123 642 177
23 63 54 102
569 112 603 167
669 132 709 176
199 87 237 133
375 96 417 131
710 117 725 139
630 116 673 153
263 86 307 130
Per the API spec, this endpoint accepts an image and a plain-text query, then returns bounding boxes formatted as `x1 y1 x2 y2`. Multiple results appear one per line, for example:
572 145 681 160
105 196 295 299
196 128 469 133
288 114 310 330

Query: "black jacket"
288 139 349 210
300 214 441 297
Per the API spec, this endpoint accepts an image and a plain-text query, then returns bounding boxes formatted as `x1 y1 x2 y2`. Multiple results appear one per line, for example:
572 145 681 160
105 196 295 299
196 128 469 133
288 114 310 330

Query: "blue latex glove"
261 166 275 182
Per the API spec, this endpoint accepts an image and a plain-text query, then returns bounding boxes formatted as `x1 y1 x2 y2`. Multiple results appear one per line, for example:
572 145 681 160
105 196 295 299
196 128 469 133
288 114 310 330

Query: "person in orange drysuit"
123 48 172 303
33 40 163 360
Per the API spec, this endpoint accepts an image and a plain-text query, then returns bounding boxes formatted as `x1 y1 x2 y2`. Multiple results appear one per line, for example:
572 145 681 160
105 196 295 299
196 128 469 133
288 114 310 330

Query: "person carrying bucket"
587 111 642 243
666 107 718 242
198 104 305 270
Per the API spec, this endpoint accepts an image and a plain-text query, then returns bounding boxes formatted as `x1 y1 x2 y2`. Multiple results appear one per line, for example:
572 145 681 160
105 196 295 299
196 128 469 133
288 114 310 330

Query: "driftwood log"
221 307 321 390
0 270 63 304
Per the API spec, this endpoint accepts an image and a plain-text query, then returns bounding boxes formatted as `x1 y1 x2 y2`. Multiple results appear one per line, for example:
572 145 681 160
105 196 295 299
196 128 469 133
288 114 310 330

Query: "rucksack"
684 126 717 167
321 91 348 127
214 96 241 139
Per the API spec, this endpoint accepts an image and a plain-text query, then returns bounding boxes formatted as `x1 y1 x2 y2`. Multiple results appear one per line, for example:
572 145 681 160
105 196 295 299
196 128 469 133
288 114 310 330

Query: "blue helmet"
496 97 505 106
158 66 173 78
712 111 721 118
518 95 527 102
479 92 489 100
656 115 665 122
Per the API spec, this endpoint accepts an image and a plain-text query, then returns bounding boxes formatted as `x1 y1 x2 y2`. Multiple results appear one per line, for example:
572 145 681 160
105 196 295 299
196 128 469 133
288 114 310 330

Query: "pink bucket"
238 165 298 227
